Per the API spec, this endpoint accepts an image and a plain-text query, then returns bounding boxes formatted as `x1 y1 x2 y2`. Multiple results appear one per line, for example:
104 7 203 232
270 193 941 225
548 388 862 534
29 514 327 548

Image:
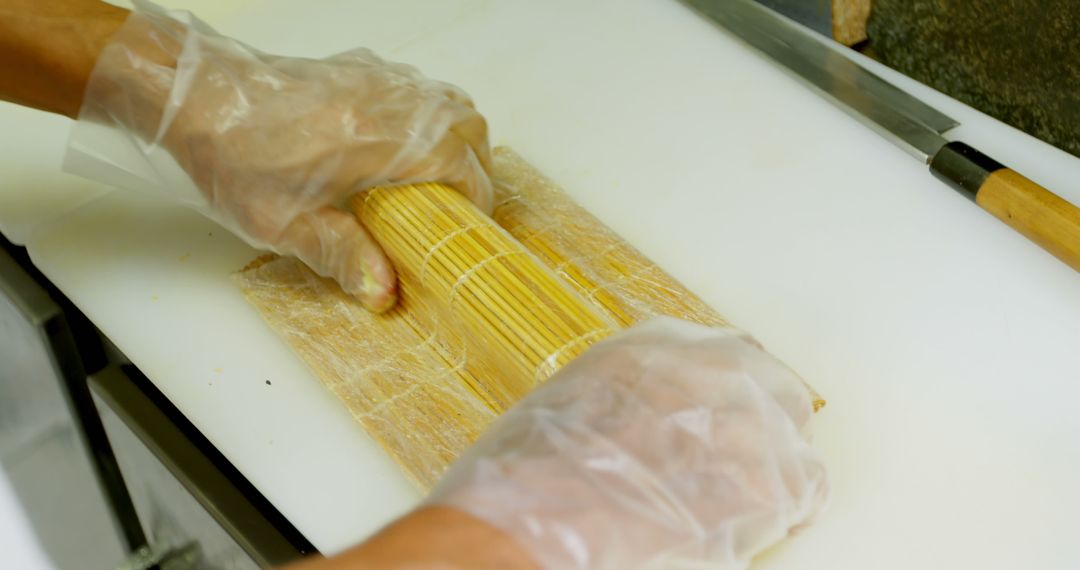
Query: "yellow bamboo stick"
352 183 617 411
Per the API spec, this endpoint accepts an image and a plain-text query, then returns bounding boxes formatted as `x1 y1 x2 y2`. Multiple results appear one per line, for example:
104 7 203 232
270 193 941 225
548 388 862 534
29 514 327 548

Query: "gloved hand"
74 0 493 311
427 317 829 570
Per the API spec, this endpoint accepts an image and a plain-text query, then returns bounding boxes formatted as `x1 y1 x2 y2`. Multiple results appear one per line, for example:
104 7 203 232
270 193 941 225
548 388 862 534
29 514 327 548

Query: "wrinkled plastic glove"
73 0 493 311
428 317 829 570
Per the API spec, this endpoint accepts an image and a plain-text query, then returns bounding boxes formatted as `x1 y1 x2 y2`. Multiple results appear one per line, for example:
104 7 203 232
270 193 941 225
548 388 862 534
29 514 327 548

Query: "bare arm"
282 507 539 570
0 0 129 117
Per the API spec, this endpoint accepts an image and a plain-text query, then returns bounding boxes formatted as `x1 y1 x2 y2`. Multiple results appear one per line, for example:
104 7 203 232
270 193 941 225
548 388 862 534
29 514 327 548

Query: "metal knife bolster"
929 142 1006 202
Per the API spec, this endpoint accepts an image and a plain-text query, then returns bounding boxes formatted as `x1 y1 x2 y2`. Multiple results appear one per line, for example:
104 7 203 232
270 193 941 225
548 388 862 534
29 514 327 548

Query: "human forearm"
0 0 129 117
281 507 539 570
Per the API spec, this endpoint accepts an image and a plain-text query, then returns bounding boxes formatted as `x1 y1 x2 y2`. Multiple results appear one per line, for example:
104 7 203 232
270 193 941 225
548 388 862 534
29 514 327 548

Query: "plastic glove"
428 317 828 570
73 0 493 311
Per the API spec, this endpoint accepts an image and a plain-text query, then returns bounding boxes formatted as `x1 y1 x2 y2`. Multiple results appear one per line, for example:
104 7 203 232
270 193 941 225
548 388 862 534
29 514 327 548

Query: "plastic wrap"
489 150 729 329
235 147 825 491
236 256 497 489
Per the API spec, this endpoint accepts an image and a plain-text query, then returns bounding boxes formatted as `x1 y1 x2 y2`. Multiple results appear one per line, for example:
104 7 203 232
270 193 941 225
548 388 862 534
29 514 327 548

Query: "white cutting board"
8 0 1080 567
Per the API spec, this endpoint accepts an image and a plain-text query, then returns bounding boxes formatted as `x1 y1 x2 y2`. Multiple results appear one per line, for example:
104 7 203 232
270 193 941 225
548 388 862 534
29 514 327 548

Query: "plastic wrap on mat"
234 147 825 491
489 149 729 329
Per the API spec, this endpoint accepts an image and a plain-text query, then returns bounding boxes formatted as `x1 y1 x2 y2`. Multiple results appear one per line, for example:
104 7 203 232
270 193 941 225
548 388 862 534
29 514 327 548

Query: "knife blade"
751 0 832 38
682 0 1080 273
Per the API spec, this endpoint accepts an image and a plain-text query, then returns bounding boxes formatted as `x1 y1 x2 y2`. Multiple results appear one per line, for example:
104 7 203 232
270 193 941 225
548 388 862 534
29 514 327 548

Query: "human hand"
76 1 492 311
427 317 829 569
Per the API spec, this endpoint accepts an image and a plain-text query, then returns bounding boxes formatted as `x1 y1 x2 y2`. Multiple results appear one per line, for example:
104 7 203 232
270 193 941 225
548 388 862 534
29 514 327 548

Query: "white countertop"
3 1 1080 567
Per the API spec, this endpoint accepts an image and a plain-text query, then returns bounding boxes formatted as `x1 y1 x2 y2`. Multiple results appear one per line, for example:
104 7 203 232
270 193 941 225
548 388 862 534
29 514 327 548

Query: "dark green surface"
867 0 1080 158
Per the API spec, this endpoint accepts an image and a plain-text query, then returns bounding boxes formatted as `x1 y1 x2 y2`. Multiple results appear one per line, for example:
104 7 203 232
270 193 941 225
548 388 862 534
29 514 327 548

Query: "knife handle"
930 141 1080 272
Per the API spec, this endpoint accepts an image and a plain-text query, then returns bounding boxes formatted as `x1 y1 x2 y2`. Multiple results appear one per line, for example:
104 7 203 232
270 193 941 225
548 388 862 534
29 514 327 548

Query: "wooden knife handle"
930 141 1080 272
